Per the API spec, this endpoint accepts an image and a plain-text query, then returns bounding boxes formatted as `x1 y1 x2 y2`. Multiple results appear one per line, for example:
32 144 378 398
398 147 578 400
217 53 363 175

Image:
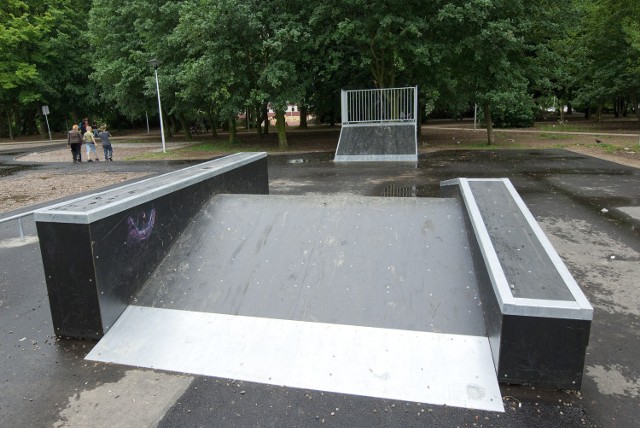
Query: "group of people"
66 118 113 163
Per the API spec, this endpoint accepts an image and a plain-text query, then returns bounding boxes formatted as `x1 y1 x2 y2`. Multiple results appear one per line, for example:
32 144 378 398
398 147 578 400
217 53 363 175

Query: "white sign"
42 105 50 115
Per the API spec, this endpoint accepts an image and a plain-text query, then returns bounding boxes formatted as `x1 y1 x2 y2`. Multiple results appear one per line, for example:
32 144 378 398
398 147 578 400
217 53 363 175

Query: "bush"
478 92 537 128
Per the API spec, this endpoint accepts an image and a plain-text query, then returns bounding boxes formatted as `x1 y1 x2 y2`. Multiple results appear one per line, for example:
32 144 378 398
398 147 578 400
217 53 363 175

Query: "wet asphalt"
1 144 639 427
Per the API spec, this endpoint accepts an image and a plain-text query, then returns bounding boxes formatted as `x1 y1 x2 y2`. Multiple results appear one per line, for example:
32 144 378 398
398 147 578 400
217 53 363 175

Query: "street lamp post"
149 59 166 153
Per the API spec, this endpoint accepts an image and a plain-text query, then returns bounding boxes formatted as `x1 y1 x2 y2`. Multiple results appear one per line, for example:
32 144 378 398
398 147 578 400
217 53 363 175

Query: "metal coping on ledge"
441 177 593 321
33 152 267 225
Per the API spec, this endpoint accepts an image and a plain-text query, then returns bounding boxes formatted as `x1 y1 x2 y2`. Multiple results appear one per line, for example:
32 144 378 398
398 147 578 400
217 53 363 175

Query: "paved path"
426 124 640 138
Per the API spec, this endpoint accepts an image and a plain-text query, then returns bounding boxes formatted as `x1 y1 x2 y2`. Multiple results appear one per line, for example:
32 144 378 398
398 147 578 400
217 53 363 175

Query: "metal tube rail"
341 87 416 125
0 210 36 241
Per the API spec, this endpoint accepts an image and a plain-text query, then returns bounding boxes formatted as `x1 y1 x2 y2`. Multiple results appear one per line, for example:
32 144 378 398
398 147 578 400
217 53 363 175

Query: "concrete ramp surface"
334 125 418 161
86 193 503 412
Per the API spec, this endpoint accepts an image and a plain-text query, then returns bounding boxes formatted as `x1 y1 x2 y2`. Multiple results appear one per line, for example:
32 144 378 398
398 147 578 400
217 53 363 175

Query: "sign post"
42 105 52 141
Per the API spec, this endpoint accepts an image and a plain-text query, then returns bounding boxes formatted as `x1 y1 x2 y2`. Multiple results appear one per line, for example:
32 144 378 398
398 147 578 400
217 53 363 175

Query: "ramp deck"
134 194 485 335
89 193 502 411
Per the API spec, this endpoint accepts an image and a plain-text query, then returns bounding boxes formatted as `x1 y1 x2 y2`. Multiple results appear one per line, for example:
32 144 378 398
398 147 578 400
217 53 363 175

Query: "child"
84 126 100 162
98 126 113 161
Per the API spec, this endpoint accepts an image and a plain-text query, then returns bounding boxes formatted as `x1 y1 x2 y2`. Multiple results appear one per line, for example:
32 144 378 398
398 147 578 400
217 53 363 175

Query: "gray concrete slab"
135 194 485 336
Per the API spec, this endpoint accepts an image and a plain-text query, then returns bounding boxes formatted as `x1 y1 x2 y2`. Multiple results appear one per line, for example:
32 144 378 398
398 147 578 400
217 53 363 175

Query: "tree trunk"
179 113 192 140
585 105 591 120
261 102 269 135
275 110 288 150
229 116 237 143
36 111 46 139
245 108 250 130
483 104 495 145
207 110 217 138
21 116 28 136
4 106 13 140
632 92 640 121
299 106 308 129
559 101 565 123
597 104 603 123
166 112 175 137
254 106 263 137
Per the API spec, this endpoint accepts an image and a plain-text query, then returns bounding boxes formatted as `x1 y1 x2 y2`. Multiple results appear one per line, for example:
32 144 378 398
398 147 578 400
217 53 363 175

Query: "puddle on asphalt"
268 152 334 164
0 164 35 178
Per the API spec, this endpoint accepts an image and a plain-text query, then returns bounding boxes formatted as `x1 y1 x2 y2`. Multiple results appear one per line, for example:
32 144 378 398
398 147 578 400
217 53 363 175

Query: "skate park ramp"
34 154 591 412
334 124 418 161
87 193 503 412
334 86 419 162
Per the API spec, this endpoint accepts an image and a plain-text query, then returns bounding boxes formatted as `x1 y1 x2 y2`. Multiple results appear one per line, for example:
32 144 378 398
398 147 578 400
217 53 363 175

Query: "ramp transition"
87 192 502 411
87 306 503 412
334 124 418 161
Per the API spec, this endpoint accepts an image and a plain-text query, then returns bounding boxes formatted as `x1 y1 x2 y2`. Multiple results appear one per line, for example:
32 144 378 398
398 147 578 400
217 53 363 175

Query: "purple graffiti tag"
126 208 156 244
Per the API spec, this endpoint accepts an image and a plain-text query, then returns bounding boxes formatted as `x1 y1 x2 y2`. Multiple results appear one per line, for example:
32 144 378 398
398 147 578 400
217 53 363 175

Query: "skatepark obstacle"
34 153 268 339
442 178 592 389
334 86 418 162
34 153 592 393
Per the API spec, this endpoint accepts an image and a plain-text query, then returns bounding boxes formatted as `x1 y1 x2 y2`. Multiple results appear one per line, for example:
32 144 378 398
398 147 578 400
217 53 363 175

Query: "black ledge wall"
36 156 268 339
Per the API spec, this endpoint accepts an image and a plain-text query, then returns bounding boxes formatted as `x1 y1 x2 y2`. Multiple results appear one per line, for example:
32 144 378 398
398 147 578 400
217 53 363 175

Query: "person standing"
98 125 113 161
84 125 100 162
67 124 83 163
79 117 89 134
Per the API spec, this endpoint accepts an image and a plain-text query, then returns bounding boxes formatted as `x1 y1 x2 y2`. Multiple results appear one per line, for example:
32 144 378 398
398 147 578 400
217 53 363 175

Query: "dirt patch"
0 171 149 214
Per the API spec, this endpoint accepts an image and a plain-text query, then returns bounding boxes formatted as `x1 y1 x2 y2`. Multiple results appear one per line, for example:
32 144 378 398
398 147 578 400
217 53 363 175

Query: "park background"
2 0 640 150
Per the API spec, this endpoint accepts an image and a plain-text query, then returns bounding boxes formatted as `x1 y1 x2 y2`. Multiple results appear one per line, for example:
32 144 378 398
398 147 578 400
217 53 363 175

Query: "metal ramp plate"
334 124 418 162
87 306 503 412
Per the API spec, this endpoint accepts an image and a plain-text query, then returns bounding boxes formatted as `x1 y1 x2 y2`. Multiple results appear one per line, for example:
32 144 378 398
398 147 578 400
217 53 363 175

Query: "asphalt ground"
1 145 639 427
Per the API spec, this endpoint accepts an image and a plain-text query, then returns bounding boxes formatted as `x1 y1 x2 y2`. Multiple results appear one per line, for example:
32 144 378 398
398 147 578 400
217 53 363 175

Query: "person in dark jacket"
79 118 89 134
98 125 113 161
67 124 83 163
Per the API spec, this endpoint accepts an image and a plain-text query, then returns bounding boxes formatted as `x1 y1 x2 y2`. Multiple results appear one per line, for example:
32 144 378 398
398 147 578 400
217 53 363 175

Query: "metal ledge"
33 152 266 224
441 177 593 321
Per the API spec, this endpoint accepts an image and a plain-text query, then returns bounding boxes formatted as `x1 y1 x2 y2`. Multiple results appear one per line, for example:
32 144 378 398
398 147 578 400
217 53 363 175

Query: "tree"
88 0 157 122
0 0 99 138
172 0 264 143
571 0 640 121
311 0 437 90
435 0 562 143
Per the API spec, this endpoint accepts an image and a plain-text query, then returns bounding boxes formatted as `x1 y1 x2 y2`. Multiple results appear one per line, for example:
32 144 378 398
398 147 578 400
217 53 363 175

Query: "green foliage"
570 0 640 109
2 0 639 139
0 0 95 136
481 91 537 128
